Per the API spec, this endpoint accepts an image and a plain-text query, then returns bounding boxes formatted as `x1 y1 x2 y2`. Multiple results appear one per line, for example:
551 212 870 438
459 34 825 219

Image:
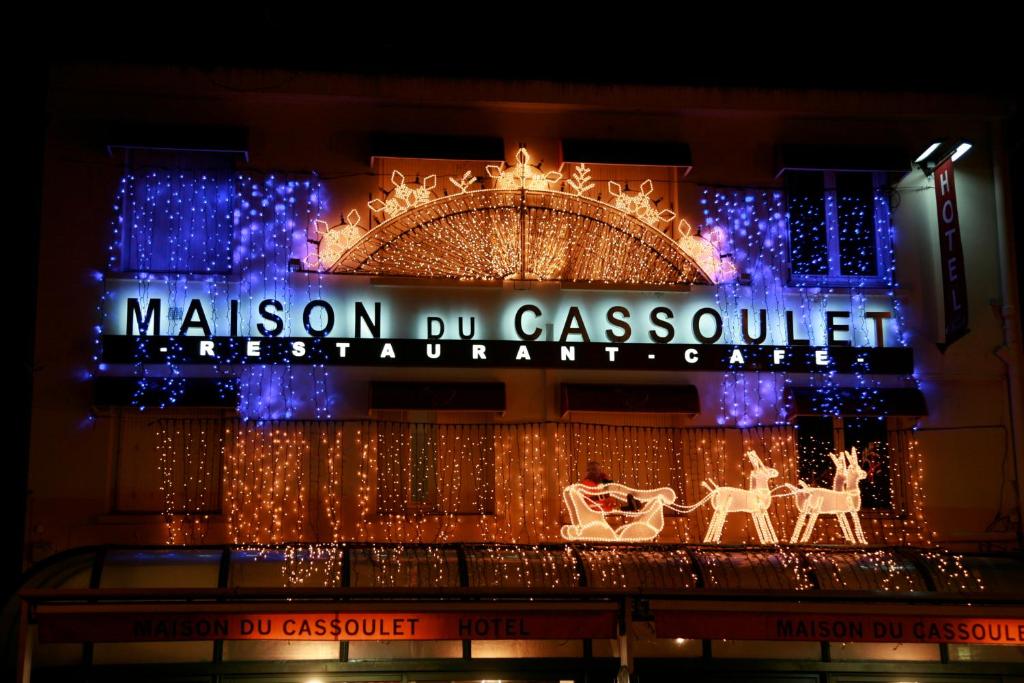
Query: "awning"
19 544 1023 647
27 544 1017 597
92 376 238 408
784 386 927 417
774 143 909 176
370 381 505 412
560 383 700 416
562 138 693 171
106 123 249 160
369 133 504 162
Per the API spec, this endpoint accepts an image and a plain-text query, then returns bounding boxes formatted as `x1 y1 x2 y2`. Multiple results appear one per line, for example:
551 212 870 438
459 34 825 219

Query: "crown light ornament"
307 209 365 270
486 148 562 190
607 179 676 227
368 170 437 220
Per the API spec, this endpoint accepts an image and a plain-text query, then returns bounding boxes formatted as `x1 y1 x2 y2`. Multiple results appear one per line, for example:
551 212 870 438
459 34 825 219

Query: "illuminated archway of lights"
308 151 737 285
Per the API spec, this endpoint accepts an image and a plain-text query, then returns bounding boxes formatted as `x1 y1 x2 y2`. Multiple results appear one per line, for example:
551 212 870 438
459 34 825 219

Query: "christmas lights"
670 450 781 544
146 416 942 587
778 449 869 545
559 482 677 542
317 152 734 286
223 421 346 585
99 170 329 419
306 210 365 270
103 153 912 426
448 170 477 194
155 417 221 544
486 148 562 190
103 150 947 591
696 183 913 428
367 170 437 220
565 163 595 196
607 179 676 227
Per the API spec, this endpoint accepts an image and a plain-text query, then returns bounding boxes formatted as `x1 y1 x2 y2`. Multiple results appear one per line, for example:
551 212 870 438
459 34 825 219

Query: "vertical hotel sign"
934 158 969 348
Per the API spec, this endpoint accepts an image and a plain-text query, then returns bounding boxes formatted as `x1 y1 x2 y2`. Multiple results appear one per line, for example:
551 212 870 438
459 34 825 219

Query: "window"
795 415 835 488
112 412 223 514
842 416 891 509
376 422 496 515
795 415 891 510
786 171 892 285
116 151 237 275
409 423 438 507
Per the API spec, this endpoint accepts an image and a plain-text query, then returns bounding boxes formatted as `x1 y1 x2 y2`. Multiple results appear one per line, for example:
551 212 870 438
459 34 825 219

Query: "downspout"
990 120 1024 547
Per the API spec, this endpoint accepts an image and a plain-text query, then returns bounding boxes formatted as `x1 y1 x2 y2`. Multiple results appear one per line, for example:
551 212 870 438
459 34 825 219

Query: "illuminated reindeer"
671 451 780 544
778 449 868 544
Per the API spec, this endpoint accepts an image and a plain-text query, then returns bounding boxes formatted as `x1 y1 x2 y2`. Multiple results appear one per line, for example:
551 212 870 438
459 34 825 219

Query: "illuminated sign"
101 278 910 374
934 157 969 347
36 607 1022 646
654 610 1024 646
36 608 618 643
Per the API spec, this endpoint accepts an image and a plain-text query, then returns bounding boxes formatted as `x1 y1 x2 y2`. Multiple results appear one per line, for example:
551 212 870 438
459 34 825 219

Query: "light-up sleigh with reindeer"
558 448 871 545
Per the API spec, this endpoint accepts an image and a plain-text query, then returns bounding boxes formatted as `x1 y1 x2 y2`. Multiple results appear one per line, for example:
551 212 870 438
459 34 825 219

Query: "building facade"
13 63 1024 682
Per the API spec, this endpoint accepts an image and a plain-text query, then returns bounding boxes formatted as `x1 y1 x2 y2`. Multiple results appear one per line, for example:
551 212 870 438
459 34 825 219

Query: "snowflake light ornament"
486 148 562 190
306 209 365 270
368 170 437 220
607 179 676 227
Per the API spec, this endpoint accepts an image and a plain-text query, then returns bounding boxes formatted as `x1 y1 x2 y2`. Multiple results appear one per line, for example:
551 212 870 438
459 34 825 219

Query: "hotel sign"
933 157 969 348
101 277 911 374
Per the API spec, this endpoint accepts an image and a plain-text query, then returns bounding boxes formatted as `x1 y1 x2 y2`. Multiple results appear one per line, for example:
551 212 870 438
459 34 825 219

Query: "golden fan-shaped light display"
311 151 737 285
329 189 729 285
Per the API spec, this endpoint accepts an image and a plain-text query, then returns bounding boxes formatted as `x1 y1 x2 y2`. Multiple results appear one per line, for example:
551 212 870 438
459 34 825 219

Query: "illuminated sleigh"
559 482 677 542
